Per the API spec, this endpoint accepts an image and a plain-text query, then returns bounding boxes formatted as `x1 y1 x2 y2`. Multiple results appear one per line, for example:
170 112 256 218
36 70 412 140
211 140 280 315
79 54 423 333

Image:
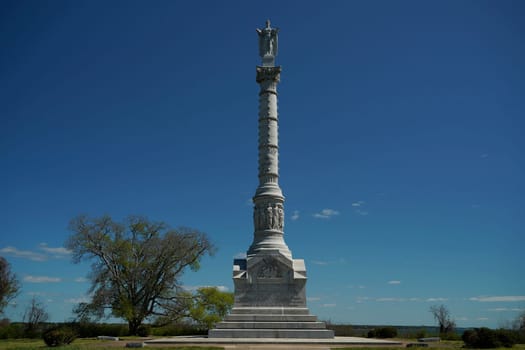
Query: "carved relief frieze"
253 202 284 231
256 258 283 278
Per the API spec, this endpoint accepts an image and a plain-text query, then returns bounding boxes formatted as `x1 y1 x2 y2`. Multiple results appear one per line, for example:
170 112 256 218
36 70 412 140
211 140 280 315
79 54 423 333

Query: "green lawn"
3 338 525 350
0 338 223 350
334 340 525 350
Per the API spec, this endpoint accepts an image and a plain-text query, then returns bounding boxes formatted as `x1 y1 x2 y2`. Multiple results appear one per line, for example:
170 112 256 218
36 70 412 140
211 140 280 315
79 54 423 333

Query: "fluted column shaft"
248 66 291 259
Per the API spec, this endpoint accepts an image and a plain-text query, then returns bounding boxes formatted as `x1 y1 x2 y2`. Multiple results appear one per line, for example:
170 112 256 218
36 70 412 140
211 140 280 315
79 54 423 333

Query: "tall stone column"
247 65 291 259
208 20 334 339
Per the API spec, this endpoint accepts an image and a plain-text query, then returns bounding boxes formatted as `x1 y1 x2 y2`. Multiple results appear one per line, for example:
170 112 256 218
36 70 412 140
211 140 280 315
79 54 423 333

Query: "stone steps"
208 328 335 339
225 314 318 322
229 307 310 315
210 307 334 338
215 321 327 329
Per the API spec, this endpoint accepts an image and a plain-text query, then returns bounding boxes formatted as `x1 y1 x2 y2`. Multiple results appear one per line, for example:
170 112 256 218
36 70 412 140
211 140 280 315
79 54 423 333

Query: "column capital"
256 66 281 83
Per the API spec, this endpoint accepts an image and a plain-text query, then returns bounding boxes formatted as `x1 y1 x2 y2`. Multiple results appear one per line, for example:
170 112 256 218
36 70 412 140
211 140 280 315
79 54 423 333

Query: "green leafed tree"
187 287 234 329
65 215 215 335
0 256 20 315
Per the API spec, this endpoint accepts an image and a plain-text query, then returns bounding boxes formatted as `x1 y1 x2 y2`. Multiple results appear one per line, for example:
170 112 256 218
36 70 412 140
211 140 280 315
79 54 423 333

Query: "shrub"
68 322 128 338
0 321 25 339
462 327 517 348
136 324 150 337
150 323 207 336
42 327 77 347
368 327 398 338
326 324 353 336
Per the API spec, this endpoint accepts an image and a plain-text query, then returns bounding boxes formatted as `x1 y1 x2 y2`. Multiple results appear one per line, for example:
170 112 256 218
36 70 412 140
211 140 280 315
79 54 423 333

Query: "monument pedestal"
209 252 334 338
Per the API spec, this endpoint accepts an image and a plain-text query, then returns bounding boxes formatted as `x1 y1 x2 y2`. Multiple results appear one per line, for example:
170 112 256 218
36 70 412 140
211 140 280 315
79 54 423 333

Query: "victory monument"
209 21 334 339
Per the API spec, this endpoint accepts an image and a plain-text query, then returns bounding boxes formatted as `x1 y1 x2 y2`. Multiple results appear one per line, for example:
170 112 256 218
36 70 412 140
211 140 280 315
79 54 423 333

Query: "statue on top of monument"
256 19 278 66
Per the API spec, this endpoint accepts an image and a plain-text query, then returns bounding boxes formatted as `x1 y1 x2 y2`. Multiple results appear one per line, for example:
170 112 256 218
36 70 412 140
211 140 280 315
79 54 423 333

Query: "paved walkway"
145 336 403 349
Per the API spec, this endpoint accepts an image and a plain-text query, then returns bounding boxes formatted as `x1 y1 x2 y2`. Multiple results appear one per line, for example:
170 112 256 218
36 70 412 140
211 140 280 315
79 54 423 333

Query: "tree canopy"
187 287 234 329
0 256 20 315
65 215 215 335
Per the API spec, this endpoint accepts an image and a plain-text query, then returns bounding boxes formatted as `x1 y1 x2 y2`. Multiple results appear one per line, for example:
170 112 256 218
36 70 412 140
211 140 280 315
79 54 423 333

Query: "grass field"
0 338 222 350
2 338 525 350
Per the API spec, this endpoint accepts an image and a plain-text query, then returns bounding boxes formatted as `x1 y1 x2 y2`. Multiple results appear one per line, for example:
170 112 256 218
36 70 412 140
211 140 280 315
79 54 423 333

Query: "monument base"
208 307 334 338
209 252 334 339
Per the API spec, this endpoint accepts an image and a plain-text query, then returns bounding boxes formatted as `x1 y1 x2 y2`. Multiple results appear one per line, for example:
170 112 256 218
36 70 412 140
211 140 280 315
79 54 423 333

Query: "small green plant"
42 326 77 347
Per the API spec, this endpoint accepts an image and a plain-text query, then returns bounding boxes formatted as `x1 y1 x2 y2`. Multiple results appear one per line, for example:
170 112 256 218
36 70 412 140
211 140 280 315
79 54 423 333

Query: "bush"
150 323 207 336
368 327 398 338
326 324 353 336
462 327 517 348
0 321 25 339
136 324 150 337
42 327 77 347
68 322 128 338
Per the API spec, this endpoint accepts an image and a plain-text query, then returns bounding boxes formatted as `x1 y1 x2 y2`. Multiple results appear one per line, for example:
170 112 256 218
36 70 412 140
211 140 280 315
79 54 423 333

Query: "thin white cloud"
0 246 47 261
24 275 61 283
312 260 329 266
488 308 525 312
183 285 229 292
313 208 340 219
322 303 336 308
480 153 489 158
234 252 247 259
38 243 71 256
74 277 89 283
65 297 91 304
376 297 406 302
291 210 300 221
426 297 448 302
1 244 71 261
388 280 401 285
470 296 525 302
307 297 321 302
477 317 489 321
26 291 47 296
348 285 366 289
351 201 368 215
356 297 371 303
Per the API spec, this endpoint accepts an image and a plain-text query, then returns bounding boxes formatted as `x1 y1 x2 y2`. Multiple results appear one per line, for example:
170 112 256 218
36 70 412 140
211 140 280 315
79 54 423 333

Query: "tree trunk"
128 318 142 336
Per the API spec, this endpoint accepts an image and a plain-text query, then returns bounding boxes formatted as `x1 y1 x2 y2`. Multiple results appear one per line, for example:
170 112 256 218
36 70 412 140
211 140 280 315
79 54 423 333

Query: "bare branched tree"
430 304 456 335
23 297 49 336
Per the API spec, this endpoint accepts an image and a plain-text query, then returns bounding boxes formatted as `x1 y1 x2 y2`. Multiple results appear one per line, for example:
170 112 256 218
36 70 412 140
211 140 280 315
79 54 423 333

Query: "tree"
65 215 215 335
430 304 456 335
187 287 234 329
23 297 49 337
0 256 20 314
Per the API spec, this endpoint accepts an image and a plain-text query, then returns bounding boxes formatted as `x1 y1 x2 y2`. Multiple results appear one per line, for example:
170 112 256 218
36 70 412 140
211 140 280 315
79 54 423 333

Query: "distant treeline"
0 320 207 339
2 319 524 346
326 324 458 338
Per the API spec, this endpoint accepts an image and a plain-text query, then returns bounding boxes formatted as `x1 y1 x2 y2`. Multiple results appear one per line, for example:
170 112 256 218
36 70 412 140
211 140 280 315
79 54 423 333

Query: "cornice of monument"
256 66 281 83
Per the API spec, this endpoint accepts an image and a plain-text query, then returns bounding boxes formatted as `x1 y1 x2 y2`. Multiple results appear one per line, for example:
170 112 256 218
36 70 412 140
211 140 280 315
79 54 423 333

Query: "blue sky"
1 1 524 328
